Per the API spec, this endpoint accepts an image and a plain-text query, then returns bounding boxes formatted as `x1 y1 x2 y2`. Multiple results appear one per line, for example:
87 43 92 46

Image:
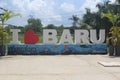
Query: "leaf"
102 12 119 26
0 10 21 23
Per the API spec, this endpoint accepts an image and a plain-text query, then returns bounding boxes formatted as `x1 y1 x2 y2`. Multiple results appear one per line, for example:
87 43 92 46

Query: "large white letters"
59 29 73 44
10 29 21 44
43 29 58 44
90 29 105 44
75 30 90 44
9 29 105 44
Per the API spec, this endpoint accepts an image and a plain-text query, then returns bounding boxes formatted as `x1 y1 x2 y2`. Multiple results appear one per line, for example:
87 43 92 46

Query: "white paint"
9 29 106 44
10 29 21 44
43 29 58 44
75 30 90 44
59 29 73 44
90 29 105 44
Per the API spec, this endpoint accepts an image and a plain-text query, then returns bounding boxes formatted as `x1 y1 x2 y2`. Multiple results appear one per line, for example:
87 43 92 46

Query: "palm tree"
69 15 79 28
96 1 111 14
0 9 21 26
116 0 120 4
104 0 120 56
0 7 21 56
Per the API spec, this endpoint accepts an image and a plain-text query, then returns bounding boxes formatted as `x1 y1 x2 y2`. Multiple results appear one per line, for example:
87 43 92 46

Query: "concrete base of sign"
8 44 107 55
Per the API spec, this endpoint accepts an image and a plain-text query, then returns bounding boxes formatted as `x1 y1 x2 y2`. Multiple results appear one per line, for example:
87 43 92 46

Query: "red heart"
24 30 39 44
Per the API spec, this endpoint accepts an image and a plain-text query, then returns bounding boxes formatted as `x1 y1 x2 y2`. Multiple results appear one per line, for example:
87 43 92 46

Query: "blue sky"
0 0 115 27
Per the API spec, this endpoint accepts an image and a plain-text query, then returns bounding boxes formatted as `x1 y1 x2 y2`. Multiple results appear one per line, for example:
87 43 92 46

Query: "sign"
10 29 105 44
8 29 107 55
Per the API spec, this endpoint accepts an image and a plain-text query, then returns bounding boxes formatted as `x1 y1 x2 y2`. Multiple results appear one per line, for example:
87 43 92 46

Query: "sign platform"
8 44 107 55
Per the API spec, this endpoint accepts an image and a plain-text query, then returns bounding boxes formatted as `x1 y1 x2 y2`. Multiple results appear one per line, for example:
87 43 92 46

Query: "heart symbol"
24 30 39 44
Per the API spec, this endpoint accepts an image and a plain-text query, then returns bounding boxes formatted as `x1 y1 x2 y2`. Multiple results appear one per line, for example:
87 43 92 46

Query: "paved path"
0 55 120 80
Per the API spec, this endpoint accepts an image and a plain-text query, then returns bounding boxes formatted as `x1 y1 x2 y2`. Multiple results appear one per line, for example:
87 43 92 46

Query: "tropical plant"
0 10 21 26
102 1 120 45
0 8 21 45
109 27 120 46
69 15 79 28
0 25 8 44
102 12 120 26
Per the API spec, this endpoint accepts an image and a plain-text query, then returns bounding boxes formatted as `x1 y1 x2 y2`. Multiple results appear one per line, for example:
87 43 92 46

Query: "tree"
45 24 57 29
79 23 91 29
4 25 24 33
0 10 21 26
25 18 43 33
69 15 79 34
0 25 8 44
82 2 113 38
0 8 21 45
82 8 102 30
102 12 120 26
117 0 120 4
69 15 79 28
101 0 120 26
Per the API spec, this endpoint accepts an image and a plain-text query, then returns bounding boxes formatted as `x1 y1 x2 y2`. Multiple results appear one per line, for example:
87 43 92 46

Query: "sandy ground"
0 55 120 80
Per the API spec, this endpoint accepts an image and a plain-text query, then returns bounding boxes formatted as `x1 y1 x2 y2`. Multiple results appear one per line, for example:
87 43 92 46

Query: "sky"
0 0 116 27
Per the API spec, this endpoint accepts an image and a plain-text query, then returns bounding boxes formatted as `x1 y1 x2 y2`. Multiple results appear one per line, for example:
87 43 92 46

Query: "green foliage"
81 0 120 37
0 10 21 24
0 25 8 44
69 15 79 27
45 24 57 29
0 8 21 45
79 23 91 29
25 18 42 33
101 0 120 46
102 12 120 26
5 25 25 33
108 27 120 46
83 12 101 29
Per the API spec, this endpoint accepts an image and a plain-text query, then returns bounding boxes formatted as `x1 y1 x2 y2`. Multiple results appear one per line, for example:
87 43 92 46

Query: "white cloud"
60 2 75 12
109 0 116 3
0 2 7 8
2 0 116 26
11 0 62 21
80 0 103 13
